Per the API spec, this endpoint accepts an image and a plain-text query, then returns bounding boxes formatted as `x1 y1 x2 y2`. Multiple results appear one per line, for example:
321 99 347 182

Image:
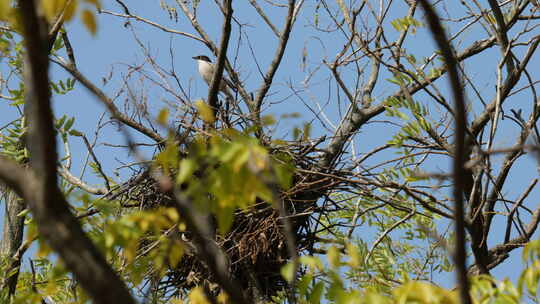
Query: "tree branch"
176 0 253 106
418 1 471 303
170 187 249 304
248 0 280 38
52 58 165 144
253 0 297 127
14 2 135 302
486 0 515 74
59 165 107 195
207 0 233 116
319 34 498 168
470 36 540 136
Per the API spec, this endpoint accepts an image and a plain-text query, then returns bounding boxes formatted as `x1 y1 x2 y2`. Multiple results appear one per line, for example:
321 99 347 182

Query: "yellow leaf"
165 207 179 222
41 0 62 21
393 282 459 304
41 0 77 22
247 146 268 173
104 232 115 248
139 218 150 231
223 127 242 138
81 9 97 35
299 256 323 273
0 0 12 21
346 243 360 268
26 221 38 241
189 287 210 304
361 292 391 304
178 222 187 231
232 148 250 172
155 141 179 172
195 100 215 123
217 292 229 304
327 245 340 268
168 241 184 268
43 282 60 295
63 0 77 21
157 108 169 125
37 239 52 258
124 240 138 263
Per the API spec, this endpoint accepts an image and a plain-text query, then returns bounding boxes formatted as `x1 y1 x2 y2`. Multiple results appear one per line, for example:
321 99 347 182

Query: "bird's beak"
192 56 198 60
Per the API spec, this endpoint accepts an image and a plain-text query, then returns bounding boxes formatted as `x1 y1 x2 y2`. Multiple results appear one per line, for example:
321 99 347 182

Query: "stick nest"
112 141 341 299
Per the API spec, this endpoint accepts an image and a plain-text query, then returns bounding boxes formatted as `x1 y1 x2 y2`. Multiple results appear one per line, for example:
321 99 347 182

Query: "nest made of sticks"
111 141 343 299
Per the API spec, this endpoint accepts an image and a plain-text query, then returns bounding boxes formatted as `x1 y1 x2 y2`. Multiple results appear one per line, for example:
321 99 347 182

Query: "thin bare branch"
486 0 516 74
59 166 107 195
248 0 280 37
207 0 233 117
100 10 209 46
253 0 297 127
52 58 165 144
418 1 471 303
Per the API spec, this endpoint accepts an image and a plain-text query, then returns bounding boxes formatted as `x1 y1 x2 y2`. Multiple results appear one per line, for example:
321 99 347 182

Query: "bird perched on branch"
192 55 235 100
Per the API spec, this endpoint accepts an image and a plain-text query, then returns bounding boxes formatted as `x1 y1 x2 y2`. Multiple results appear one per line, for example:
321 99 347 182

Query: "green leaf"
16 208 29 217
51 82 60 94
216 206 234 234
59 79 66 91
69 129 83 137
297 274 313 296
273 162 294 189
261 115 276 126
281 262 295 283
168 241 184 268
309 282 324 304
176 158 196 185
195 100 215 123
55 115 67 129
64 117 75 131
303 122 312 141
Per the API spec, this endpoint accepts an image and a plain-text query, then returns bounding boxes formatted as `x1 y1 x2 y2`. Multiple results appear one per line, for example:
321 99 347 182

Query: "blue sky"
2 0 540 297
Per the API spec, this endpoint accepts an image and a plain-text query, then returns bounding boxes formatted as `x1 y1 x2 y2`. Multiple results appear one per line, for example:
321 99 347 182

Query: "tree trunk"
0 187 26 296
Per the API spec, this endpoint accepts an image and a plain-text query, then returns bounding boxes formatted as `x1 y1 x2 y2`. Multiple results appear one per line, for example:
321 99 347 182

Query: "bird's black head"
192 55 211 62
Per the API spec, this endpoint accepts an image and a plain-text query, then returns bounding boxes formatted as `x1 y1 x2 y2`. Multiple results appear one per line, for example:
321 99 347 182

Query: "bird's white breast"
196 60 215 84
